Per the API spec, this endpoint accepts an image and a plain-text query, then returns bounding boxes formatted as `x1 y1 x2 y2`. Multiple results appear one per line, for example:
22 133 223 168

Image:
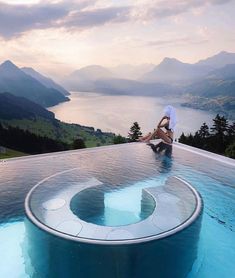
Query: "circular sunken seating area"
25 170 202 244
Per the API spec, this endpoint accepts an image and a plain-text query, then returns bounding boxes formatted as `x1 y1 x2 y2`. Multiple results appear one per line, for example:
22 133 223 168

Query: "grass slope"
0 148 27 159
0 118 114 148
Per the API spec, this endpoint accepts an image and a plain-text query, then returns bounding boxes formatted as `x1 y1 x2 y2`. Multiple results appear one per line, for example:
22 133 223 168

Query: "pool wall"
25 213 202 278
25 175 203 278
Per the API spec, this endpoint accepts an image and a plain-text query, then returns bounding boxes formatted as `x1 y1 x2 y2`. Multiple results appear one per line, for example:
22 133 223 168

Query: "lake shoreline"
48 92 216 138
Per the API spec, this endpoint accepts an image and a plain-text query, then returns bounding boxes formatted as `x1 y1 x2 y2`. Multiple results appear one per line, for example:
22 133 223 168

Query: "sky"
0 0 235 78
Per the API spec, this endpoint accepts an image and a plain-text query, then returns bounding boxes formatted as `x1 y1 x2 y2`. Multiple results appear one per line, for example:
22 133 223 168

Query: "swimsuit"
165 124 173 143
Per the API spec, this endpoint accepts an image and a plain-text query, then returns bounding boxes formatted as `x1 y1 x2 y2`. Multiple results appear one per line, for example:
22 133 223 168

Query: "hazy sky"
0 0 235 78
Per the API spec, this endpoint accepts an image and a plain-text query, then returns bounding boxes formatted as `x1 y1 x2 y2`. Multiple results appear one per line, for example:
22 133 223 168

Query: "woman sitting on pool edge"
139 105 177 146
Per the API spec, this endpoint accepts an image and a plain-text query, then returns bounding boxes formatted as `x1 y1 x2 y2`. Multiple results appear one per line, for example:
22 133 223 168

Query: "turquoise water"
102 182 156 226
0 221 26 278
71 178 162 227
0 143 234 277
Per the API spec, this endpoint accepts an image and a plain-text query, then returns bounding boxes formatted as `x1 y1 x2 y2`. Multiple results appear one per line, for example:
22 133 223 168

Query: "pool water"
70 178 162 227
0 142 234 277
101 183 156 226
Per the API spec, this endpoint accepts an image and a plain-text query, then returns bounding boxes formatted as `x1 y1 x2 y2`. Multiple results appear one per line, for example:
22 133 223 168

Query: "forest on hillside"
179 114 235 158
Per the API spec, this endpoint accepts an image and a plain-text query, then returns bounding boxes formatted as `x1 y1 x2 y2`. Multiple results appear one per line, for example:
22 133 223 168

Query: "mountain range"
184 64 235 98
0 60 69 107
22 67 70 96
1 51 234 99
0 51 234 120
62 51 235 90
142 51 235 83
141 58 212 83
62 64 179 96
61 51 235 119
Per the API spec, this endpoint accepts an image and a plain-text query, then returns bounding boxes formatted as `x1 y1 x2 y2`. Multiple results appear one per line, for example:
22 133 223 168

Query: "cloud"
0 1 131 39
131 0 233 21
0 0 91 38
146 37 208 48
0 0 232 39
62 6 131 29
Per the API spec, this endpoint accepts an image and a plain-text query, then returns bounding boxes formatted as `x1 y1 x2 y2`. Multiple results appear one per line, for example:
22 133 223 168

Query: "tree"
128 122 142 142
198 122 210 139
179 132 186 143
113 134 127 144
225 142 235 159
178 115 235 158
0 123 69 154
192 123 211 150
227 122 235 145
211 114 229 136
210 114 229 153
72 138 86 149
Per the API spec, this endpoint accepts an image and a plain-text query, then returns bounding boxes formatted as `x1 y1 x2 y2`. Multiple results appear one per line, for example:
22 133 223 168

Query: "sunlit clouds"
0 0 234 78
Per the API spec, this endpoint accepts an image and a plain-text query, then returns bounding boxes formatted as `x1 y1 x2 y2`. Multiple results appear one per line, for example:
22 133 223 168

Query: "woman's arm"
157 116 168 128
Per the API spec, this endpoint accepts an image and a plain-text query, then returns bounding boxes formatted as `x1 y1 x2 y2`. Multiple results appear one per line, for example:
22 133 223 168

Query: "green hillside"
1 118 114 147
0 93 115 151
0 148 27 159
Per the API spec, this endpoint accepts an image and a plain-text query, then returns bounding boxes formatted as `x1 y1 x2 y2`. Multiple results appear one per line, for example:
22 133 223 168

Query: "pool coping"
1 142 234 167
25 174 203 245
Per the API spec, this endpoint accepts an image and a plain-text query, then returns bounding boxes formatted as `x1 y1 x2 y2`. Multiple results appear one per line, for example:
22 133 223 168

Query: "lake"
49 92 216 139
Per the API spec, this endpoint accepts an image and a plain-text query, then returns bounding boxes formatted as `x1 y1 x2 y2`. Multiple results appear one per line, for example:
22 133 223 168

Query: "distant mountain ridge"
61 51 235 119
62 51 235 94
142 51 235 83
196 51 235 68
63 64 178 96
141 57 212 83
109 64 155 80
0 60 69 107
206 64 235 80
184 61 235 98
1 51 234 119
63 65 114 90
22 67 70 96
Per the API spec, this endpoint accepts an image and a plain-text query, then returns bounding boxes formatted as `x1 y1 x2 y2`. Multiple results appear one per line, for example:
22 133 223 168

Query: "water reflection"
147 142 173 173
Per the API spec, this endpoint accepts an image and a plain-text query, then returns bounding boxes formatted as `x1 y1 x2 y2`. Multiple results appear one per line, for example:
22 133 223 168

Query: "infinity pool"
0 142 234 277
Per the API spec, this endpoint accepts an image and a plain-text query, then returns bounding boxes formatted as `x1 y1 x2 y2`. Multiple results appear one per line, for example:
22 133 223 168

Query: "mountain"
63 65 115 90
63 65 114 91
182 62 235 119
185 78 235 98
92 78 177 96
62 51 235 107
0 60 69 107
73 65 114 80
22 67 70 96
196 51 235 69
141 51 235 83
0 92 55 120
62 64 178 96
206 64 235 80
109 64 155 80
141 57 212 83
184 63 235 98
